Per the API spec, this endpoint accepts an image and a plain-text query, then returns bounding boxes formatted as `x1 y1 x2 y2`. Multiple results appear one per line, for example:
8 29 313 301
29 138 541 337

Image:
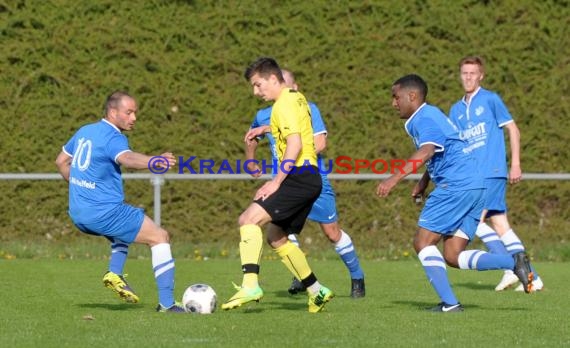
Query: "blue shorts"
72 204 145 244
484 178 508 217
419 188 485 240
308 189 338 224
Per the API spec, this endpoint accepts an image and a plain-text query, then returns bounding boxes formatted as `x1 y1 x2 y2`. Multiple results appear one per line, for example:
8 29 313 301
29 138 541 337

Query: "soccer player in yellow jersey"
221 57 334 313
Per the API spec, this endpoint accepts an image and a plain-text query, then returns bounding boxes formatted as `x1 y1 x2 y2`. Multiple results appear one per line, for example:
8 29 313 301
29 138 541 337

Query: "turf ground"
1 259 568 347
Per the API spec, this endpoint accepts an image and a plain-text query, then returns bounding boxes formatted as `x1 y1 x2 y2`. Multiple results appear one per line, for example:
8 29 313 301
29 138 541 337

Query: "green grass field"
1 259 568 347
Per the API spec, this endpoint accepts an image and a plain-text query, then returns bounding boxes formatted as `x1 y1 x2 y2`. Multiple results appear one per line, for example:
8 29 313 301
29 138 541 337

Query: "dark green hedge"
1 0 568 258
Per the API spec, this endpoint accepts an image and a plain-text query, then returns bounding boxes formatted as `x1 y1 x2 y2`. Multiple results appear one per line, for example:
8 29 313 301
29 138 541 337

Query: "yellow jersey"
270 88 317 167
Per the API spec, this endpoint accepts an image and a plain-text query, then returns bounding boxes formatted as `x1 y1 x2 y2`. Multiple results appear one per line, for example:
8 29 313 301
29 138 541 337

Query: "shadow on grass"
393 300 528 312
273 289 364 300
76 303 142 311
264 299 306 311
273 290 302 298
247 290 307 311
453 282 494 291
392 300 482 311
225 307 265 314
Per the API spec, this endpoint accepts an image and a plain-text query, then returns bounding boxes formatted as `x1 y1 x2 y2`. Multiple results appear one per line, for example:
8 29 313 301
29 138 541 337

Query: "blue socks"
335 230 365 279
501 229 539 280
151 243 176 307
418 246 458 305
476 223 508 254
109 241 129 274
458 249 514 270
477 224 540 280
500 229 525 254
289 231 365 280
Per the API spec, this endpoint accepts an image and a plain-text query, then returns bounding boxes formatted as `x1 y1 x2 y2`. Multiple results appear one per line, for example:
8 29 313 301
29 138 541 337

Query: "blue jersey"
448 87 513 179
251 102 332 192
62 119 131 223
404 103 483 191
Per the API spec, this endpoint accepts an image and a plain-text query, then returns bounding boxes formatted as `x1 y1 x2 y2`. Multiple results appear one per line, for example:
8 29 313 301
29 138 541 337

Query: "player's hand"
159 152 176 169
244 126 269 145
509 165 522 184
411 181 426 204
376 177 398 197
255 180 279 201
246 162 262 178
244 129 256 145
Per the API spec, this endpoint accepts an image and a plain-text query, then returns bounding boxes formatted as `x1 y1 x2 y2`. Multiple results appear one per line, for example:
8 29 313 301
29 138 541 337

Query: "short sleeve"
491 93 514 128
63 134 77 157
106 133 131 163
309 103 327 135
416 117 446 152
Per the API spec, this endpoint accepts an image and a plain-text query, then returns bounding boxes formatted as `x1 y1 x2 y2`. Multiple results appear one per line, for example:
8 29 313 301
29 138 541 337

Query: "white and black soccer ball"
182 284 217 314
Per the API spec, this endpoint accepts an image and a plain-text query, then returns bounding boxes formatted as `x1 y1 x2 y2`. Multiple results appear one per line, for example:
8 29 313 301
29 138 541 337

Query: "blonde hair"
459 56 485 74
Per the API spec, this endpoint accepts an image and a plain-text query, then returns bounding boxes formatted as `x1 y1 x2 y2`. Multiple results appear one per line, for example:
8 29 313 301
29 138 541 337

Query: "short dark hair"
244 57 284 82
393 74 428 101
104 90 133 115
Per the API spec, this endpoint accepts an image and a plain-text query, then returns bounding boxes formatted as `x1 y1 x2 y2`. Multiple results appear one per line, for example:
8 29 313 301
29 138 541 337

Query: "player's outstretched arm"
244 126 270 145
376 144 433 197
55 151 72 182
118 151 176 171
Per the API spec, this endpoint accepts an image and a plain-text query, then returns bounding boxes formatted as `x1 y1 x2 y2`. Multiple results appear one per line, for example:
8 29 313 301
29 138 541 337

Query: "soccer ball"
182 284 217 314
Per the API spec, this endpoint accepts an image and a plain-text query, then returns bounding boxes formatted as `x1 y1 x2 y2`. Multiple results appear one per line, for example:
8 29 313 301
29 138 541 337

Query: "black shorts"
255 166 322 235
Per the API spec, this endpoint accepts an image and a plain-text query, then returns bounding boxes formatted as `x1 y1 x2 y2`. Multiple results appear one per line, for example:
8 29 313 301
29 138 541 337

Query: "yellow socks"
274 240 313 281
239 224 263 288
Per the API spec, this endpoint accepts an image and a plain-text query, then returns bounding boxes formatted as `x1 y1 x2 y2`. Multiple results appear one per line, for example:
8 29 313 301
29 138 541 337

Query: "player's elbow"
506 122 520 136
55 153 70 169
117 152 137 169
316 142 326 154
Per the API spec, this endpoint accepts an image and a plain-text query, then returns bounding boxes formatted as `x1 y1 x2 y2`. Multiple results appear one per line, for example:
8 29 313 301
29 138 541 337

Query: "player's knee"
413 228 441 253
238 210 256 226
490 215 510 234
239 208 267 226
150 227 170 245
267 234 288 249
445 259 459 268
443 252 460 268
413 238 429 253
413 240 422 253
267 237 279 249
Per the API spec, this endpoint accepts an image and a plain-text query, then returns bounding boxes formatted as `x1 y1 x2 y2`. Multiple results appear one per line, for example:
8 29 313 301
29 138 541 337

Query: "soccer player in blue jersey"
55 91 184 313
243 69 365 298
449 56 543 292
377 74 533 312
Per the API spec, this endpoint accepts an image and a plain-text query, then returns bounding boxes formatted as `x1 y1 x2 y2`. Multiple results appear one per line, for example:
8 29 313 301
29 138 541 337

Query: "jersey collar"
404 102 427 136
462 86 482 105
101 118 122 133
